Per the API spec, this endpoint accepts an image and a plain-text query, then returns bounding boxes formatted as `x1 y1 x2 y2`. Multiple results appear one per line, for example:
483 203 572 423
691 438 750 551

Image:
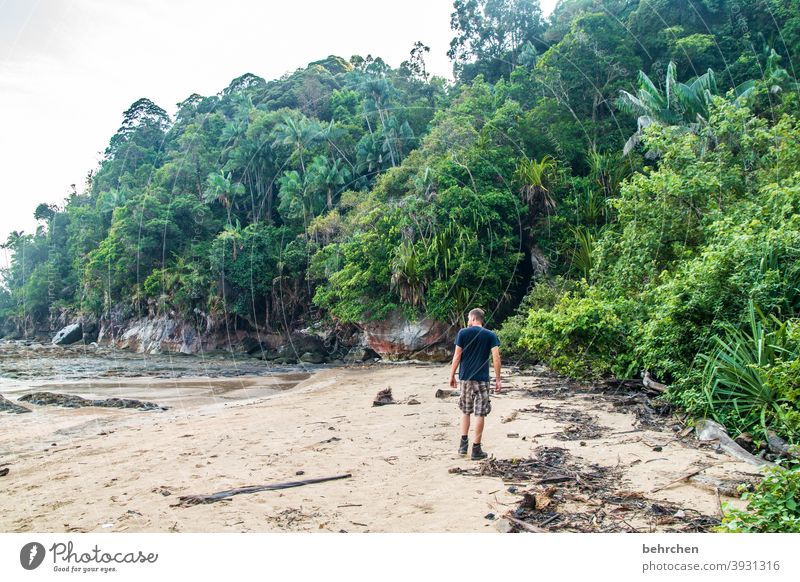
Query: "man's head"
467 308 485 326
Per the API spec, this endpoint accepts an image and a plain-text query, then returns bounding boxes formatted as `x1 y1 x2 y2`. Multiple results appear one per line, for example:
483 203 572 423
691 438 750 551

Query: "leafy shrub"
720 461 800 533
699 303 800 442
517 283 640 379
498 277 577 360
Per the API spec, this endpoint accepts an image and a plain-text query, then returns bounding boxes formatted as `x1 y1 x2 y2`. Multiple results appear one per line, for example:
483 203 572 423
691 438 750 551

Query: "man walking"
448 308 501 460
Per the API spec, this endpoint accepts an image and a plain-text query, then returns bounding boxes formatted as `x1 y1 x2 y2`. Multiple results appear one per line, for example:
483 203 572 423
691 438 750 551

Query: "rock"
19 392 167 411
343 346 380 363
766 430 799 459
434 389 457 398
274 332 327 363
52 323 83 346
361 311 454 362
407 398 421 405
300 351 325 364
0 467 8 477
0 394 31 414
241 336 264 355
372 388 395 407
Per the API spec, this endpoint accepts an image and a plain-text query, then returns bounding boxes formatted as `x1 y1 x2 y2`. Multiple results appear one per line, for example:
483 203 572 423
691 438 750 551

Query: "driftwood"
651 464 716 493
503 513 548 533
642 371 667 393
688 474 758 497
696 419 774 467
174 473 352 506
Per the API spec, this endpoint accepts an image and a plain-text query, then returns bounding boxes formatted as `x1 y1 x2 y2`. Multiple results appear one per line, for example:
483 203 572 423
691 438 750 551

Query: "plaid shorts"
458 380 492 417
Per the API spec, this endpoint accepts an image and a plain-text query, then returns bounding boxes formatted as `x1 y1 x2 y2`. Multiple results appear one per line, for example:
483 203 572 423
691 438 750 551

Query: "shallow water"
0 340 313 396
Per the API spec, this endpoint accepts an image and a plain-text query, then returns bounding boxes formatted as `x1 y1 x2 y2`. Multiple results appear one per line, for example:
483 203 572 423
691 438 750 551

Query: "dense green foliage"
2 0 800 439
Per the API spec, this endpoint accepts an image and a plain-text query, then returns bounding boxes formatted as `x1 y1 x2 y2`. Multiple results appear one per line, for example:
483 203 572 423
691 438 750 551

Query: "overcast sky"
0 0 558 268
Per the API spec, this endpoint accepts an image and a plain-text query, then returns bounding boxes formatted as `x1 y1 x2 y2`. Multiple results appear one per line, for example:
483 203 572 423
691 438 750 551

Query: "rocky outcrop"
52 323 83 346
19 392 166 411
361 311 454 362
0 394 31 414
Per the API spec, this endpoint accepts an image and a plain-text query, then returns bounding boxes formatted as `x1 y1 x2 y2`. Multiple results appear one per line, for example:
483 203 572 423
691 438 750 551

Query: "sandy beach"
0 363 761 533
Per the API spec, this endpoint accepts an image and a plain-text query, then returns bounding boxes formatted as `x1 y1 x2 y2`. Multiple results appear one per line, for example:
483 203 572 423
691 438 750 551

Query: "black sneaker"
471 443 488 460
458 438 469 455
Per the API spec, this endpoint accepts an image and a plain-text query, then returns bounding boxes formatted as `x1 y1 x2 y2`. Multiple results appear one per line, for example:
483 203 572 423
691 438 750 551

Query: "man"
448 307 501 460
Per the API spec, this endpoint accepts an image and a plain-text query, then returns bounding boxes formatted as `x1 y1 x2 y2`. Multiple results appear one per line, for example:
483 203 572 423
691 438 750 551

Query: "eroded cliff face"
46 307 456 363
360 311 455 362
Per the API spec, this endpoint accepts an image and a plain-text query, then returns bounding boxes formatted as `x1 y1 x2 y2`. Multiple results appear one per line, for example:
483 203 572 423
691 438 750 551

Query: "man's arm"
491 346 502 393
449 346 462 388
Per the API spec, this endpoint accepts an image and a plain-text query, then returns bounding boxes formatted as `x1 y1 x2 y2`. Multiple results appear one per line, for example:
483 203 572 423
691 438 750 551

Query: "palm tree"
514 155 557 215
308 155 351 210
271 114 321 174
617 62 754 155
204 171 245 224
390 241 426 308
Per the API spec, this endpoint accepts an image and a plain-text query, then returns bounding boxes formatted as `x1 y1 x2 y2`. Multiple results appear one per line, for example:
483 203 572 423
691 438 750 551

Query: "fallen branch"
688 474 757 497
642 371 667 393
651 464 715 493
503 513 548 533
174 474 352 506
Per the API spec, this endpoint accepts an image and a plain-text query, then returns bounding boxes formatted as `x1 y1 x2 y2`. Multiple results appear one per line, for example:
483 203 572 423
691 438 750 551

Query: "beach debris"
501 411 518 424
434 389 456 398
516 405 607 441
650 464 718 493
407 398 421 405
372 388 395 406
0 394 31 414
174 473 353 506
18 392 167 412
152 486 172 497
484 513 496 520
451 446 720 533
696 419 773 467
295 470 305 476
0 467 9 477
507 433 519 438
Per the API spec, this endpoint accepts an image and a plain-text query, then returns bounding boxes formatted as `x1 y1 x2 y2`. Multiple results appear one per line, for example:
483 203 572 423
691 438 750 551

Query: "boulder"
52 323 83 346
343 346 380 363
300 351 325 364
361 311 454 361
276 332 327 362
0 394 31 414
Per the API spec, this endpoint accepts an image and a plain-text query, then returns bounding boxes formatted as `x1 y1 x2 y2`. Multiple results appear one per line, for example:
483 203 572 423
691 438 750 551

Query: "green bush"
720 461 800 533
517 283 640 379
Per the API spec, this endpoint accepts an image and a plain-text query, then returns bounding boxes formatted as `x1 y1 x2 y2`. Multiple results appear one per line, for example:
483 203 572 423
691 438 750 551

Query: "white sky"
0 0 558 268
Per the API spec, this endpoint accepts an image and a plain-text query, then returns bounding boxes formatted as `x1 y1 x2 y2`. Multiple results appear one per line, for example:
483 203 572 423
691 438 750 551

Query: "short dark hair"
468 308 485 323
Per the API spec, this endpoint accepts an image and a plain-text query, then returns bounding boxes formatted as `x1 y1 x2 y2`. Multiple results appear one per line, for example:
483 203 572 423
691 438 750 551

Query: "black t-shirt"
455 326 500 382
